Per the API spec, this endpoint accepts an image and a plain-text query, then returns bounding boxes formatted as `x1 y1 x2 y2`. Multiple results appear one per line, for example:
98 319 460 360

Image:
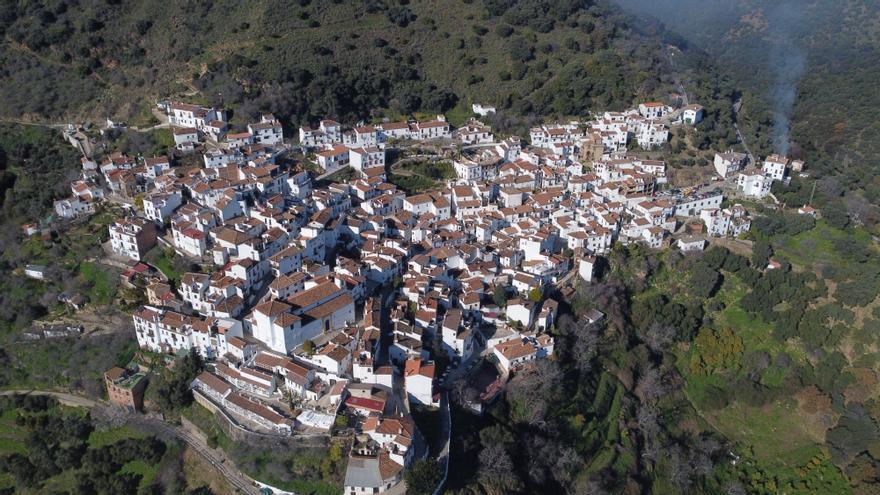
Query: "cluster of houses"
714 151 805 199
42 96 774 495
522 102 699 158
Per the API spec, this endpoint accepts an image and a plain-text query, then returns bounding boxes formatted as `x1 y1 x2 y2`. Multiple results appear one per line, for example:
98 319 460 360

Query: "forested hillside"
615 0 880 229
1 0 683 128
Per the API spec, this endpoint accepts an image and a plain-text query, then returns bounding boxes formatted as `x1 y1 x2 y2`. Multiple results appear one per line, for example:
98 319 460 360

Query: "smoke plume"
766 3 807 156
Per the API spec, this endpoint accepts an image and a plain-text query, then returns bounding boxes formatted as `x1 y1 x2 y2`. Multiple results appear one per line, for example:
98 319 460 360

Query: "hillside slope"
0 0 684 127
614 0 880 195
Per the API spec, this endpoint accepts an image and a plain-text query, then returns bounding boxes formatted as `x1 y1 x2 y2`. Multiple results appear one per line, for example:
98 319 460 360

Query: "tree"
690 262 722 298
527 287 542 303
493 284 508 308
823 201 850 229
752 239 773 268
478 444 521 495
153 349 205 412
404 458 443 495
302 339 315 355
689 328 743 375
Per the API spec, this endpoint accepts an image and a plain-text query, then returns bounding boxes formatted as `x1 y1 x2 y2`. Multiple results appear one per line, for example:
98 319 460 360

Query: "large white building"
404 357 437 406
638 102 670 119
143 192 182 224
635 122 669 149
248 282 355 353
168 102 226 132
349 147 385 172
133 306 243 359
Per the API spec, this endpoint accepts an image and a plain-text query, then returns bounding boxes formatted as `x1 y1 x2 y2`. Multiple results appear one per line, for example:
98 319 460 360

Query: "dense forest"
0 0 698 127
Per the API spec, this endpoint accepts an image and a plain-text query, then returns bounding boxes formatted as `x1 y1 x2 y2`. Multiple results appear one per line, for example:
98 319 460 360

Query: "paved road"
1 389 260 494
732 98 756 166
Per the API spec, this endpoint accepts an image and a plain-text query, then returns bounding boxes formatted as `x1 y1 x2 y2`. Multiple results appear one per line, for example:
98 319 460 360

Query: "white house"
636 122 669 149
472 103 496 116
168 102 225 131
54 197 96 218
638 102 670 119
506 299 534 328
143 192 182 224
493 333 554 374
700 204 751 237
736 171 773 198
109 218 158 261
316 145 350 174
172 127 199 147
677 236 706 252
248 114 284 145
762 154 789 181
682 104 705 125
578 255 595 282
404 357 437 407
24 265 47 280
714 151 748 178
349 147 385 172
413 120 450 140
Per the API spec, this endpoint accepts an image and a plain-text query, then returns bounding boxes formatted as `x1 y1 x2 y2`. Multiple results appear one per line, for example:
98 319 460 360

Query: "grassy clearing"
181 402 233 451
389 160 455 193
322 166 358 183
79 261 117 305
772 220 874 271
145 247 184 284
89 424 148 448
0 408 27 455
120 459 160 486
389 173 438 193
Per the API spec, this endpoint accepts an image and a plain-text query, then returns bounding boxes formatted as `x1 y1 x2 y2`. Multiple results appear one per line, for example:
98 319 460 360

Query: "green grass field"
79 261 117 305
772 220 874 271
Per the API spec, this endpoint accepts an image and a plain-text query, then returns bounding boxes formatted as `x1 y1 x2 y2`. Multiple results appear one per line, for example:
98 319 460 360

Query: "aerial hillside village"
42 96 809 494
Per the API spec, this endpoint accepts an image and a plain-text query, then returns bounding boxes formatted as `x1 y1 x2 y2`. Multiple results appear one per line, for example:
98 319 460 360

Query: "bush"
496 24 514 37
690 262 722 298
404 458 443 495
